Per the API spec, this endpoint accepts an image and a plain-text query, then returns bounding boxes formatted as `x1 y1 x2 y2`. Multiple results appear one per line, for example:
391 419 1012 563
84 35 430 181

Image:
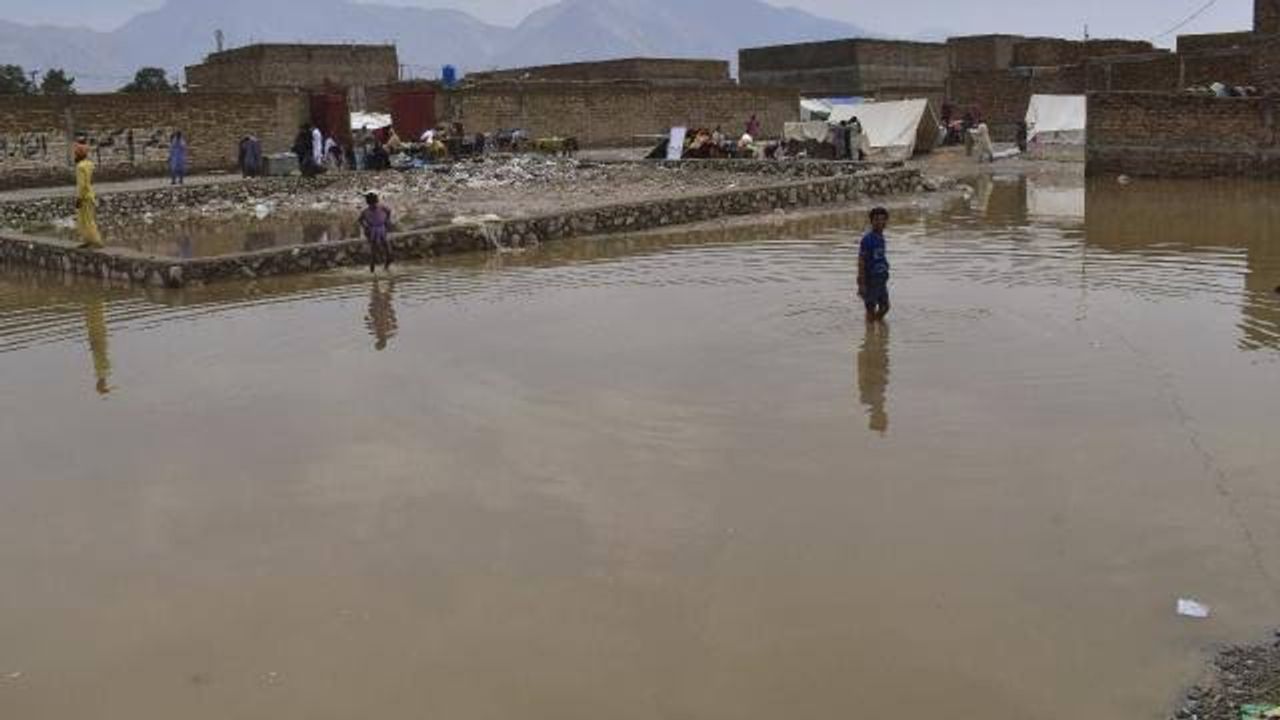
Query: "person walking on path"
358 192 394 273
168 131 187 185
74 144 103 249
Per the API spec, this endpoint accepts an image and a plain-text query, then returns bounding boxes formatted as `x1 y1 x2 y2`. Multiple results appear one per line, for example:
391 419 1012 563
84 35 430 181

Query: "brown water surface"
1 176 1279 720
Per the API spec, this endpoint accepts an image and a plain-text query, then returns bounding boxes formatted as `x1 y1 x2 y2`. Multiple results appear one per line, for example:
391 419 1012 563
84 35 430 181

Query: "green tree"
0 64 35 95
120 67 179 93
40 68 76 95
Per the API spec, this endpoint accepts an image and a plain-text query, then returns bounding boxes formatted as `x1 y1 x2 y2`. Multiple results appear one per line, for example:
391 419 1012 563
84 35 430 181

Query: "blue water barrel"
442 65 458 88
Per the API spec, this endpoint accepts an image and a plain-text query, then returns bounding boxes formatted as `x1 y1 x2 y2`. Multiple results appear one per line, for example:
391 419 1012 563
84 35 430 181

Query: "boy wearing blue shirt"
858 207 892 323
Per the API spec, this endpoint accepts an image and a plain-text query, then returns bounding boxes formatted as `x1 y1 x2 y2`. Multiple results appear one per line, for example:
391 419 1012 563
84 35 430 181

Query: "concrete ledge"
1 167 924 287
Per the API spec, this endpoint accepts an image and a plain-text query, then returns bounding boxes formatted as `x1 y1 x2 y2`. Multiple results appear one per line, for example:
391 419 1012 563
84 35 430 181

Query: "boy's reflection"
365 279 398 351
856 323 890 435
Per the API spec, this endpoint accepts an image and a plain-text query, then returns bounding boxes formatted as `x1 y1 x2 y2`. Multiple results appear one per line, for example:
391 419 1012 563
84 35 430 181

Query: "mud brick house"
1087 0 1280 178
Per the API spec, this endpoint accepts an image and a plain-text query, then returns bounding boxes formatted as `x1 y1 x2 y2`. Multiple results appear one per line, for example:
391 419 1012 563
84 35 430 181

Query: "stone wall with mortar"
0 167 925 287
0 92 309 189
1087 92 1280 178
441 81 798 146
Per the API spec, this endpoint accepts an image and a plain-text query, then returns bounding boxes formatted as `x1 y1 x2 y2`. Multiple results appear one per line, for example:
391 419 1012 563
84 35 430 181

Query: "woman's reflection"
83 298 113 395
856 322 890 435
365 279 398 351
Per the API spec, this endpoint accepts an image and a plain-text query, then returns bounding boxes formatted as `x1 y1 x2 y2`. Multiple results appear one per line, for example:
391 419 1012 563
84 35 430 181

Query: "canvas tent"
783 121 832 143
1025 94 1086 160
829 99 939 161
800 99 833 122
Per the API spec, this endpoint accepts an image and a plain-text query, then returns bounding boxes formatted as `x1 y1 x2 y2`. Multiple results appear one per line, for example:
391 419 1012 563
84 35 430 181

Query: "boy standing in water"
359 192 393 273
858 207 891 323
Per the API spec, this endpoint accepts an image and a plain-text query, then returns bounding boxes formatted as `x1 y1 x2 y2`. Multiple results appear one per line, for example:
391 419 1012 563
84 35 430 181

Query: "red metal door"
391 89 437 141
310 93 351 144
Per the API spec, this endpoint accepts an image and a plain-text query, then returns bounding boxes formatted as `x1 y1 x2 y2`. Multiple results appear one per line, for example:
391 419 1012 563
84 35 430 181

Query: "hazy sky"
7 0 1254 43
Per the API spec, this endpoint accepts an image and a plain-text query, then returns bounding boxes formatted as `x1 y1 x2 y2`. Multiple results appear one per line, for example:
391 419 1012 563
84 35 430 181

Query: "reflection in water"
4 175 1280 720
1085 178 1280 351
856 323 890 435
82 299 112 395
364 279 398 351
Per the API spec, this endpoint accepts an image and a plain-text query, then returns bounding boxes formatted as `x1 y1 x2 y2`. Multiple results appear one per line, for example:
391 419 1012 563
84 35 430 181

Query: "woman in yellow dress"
74 144 103 249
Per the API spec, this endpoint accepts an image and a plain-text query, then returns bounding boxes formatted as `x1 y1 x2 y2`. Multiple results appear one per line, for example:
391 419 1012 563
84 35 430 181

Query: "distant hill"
0 0 869 91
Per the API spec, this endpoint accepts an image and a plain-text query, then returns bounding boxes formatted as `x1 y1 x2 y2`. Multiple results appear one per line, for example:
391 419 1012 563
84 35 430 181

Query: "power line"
1150 0 1222 41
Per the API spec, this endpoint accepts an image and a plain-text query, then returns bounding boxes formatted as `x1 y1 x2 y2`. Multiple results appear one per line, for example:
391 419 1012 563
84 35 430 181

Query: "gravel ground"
1172 635 1280 720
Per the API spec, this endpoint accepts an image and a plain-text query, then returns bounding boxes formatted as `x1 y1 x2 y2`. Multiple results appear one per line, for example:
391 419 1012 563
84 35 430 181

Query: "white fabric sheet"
1026 94 1086 145
783 121 832 143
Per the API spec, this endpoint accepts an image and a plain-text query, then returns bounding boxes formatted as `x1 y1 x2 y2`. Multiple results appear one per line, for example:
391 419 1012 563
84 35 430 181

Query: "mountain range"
0 0 868 91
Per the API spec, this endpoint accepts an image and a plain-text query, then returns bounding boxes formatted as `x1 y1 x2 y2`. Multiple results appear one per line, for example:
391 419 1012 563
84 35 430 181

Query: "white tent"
783 121 832 143
1025 95 1086 155
800 99 833 122
828 99 939 160
350 111 392 131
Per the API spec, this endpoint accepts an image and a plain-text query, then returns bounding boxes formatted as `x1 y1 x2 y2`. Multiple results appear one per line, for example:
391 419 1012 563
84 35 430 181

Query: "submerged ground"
1 172 1278 720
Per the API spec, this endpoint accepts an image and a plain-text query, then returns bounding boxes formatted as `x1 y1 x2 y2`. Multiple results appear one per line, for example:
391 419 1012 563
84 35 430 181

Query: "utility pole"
29 69 39 89
215 29 224 52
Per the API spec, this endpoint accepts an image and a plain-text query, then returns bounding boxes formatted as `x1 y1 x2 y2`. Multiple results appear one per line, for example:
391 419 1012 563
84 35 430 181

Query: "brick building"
1085 0 1280 179
440 80 797 147
466 58 731 85
0 92 308 188
186 44 399 109
739 39 949 105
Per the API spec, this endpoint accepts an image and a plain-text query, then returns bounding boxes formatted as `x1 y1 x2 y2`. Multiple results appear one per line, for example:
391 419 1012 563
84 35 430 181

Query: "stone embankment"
0 167 928 288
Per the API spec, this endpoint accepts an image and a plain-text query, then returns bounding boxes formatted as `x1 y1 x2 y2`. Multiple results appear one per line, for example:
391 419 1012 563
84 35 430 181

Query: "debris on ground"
1171 634 1280 720
1179 598 1212 619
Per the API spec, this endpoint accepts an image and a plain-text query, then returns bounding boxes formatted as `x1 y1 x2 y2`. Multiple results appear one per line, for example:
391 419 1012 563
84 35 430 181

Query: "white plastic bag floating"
1176 598 1210 619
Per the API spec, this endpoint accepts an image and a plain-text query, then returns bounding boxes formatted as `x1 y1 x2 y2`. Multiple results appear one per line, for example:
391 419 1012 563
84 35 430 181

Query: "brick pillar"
1258 0 1280 34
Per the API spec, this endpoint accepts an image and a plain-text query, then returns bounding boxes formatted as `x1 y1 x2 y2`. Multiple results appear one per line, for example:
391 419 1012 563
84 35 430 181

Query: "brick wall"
947 65 1084 140
468 59 731 85
738 39 947 97
1252 36 1280 91
0 92 308 188
947 35 1023 72
1178 31 1258 53
1258 0 1280 34
441 81 798 146
186 44 399 92
1181 49 1256 87
1012 38 1156 67
1093 54 1182 91
1087 92 1280 177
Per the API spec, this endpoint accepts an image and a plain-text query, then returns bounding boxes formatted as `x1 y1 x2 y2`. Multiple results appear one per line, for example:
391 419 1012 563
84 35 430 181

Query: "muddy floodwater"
1 176 1279 720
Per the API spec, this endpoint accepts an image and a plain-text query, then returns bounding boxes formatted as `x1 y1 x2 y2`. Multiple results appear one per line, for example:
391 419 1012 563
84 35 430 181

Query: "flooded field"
1 176 1278 720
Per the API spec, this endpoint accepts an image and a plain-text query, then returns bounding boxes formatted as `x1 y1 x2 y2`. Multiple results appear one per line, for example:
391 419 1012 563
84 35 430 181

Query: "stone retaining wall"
0 176 346 230
1 167 924 288
655 159 901 178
